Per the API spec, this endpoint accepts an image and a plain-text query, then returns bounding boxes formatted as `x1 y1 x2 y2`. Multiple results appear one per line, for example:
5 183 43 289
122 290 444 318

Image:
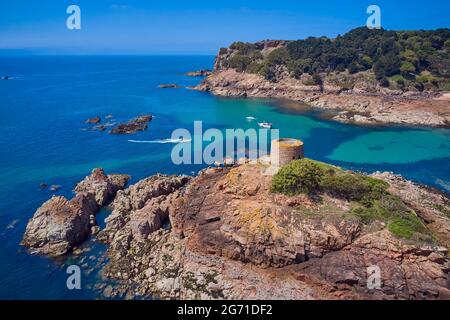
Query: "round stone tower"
270 138 304 167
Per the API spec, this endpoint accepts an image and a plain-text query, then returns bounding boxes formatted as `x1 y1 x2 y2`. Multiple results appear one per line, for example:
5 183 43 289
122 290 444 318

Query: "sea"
0 55 449 299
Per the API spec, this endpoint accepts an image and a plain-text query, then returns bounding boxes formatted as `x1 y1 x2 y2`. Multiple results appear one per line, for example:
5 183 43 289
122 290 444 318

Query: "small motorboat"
246 116 256 121
258 122 273 129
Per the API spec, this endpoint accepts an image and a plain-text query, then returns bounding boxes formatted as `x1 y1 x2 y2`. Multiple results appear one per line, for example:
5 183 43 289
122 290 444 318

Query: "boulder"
157 84 181 89
109 115 153 135
74 168 130 206
22 168 130 256
98 174 191 243
185 69 212 77
21 194 97 256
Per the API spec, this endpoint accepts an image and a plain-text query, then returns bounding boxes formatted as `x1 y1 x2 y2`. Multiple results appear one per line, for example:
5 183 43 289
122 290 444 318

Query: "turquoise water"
0 56 449 299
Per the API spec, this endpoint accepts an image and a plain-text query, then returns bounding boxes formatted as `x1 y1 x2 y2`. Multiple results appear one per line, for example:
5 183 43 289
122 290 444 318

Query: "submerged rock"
49 185 62 191
39 183 48 190
158 84 181 89
22 168 130 256
86 117 101 124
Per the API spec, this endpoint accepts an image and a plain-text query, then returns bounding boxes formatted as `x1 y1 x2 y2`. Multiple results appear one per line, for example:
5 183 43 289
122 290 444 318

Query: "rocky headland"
195 28 450 127
22 161 450 299
196 69 450 127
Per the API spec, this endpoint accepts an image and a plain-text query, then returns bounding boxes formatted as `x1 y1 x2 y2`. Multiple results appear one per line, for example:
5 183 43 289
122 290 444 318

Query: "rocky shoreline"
21 162 450 299
195 69 450 127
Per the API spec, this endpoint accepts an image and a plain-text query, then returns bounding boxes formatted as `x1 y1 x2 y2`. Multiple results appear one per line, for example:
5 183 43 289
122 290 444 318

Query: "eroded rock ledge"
95 164 449 300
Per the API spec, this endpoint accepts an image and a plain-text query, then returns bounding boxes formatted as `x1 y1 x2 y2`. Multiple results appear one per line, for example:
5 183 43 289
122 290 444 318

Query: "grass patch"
388 214 428 240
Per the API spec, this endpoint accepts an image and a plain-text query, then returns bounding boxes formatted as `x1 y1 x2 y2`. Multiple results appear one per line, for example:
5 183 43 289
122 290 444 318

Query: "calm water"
0 56 449 299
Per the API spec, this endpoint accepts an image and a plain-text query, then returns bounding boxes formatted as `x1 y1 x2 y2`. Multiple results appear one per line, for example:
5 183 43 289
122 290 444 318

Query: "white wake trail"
128 138 192 144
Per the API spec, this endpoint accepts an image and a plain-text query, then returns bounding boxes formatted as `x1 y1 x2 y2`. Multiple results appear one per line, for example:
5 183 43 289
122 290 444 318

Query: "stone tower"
270 138 304 167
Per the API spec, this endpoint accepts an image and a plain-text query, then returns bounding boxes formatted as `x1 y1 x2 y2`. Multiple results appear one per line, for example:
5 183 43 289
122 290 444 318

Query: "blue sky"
0 0 449 54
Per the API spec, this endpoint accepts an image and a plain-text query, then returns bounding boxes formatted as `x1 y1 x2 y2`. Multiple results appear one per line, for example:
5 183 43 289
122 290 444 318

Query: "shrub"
226 55 252 72
258 63 276 81
352 206 383 224
271 159 324 195
321 172 372 201
246 62 264 74
380 77 390 87
400 61 416 75
312 74 323 86
266 48 290 66
229 42 257 55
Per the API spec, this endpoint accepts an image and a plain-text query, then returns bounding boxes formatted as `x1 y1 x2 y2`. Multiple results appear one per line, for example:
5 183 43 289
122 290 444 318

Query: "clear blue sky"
0 0 449 55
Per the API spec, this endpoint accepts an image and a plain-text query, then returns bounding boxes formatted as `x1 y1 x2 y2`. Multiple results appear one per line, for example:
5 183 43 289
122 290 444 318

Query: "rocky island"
22 155 450 299
109 115 153 134
195 28 450 127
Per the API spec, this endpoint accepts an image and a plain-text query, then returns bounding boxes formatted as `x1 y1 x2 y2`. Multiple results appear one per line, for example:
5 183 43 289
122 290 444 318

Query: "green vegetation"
270 159 323 195
224 27 450 89
388 215 428 240
270 158 431 240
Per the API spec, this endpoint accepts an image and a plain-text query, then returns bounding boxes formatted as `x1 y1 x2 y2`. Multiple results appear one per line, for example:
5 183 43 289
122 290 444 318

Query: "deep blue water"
0 56 449 299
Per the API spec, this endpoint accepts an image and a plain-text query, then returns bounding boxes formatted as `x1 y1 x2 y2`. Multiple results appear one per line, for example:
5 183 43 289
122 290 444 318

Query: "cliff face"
195 33 450 127
95 163 449 300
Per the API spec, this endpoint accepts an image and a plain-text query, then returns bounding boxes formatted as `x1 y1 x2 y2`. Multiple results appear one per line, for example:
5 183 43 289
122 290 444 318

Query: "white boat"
258 122 273 129
246 116 256 121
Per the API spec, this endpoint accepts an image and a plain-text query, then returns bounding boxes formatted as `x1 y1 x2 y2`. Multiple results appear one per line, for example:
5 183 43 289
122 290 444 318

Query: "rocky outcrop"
371 172 450 248
21 194 98 256
158 84 181 89
196 69 450 127
185 69 212 77
298 230 450 299
97 174 191 243
99 163 449 300
109 115 153 134
75 168 130 206
21 169 130 256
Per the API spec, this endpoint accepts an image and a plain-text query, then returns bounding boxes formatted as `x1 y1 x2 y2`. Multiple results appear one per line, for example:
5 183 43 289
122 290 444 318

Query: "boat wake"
128 138 192 144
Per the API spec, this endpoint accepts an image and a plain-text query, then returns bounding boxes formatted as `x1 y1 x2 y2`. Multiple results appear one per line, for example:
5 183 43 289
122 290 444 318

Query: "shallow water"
0 56 448 299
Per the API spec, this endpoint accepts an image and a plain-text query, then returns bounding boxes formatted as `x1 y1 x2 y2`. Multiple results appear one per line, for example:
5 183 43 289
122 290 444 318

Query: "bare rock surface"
22 169 130 256
75 168 130 206
98 164 449 300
